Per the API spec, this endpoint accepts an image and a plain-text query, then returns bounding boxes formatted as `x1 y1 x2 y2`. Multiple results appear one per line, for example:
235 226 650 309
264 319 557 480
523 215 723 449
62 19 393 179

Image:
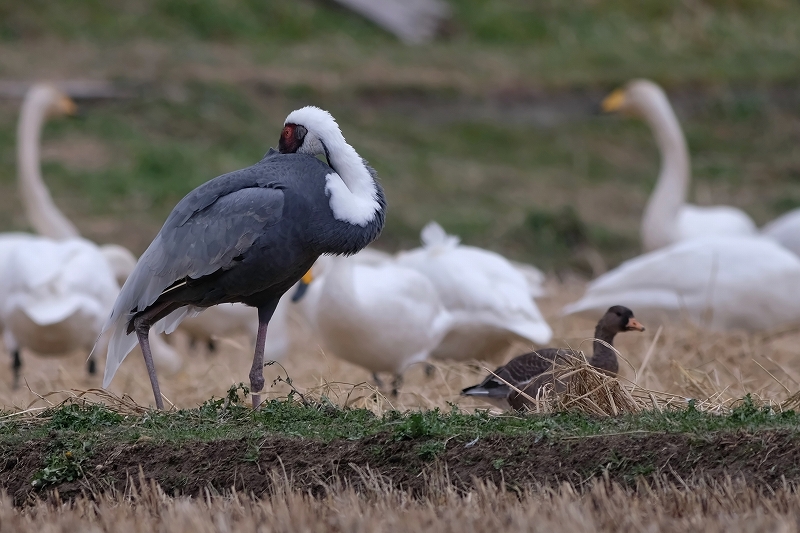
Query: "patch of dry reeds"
2 471 800 533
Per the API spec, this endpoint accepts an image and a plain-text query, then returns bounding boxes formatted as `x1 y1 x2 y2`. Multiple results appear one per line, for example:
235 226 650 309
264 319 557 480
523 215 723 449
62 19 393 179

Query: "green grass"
2 392 799 449
4 392 798 488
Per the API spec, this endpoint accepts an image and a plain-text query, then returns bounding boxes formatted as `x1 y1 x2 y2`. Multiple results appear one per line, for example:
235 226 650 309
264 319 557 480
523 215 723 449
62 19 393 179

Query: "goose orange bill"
626 317 645 331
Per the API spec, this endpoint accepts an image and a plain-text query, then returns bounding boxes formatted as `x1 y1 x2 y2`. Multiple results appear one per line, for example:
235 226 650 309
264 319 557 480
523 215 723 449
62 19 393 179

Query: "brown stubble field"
4 470 800 532
3 278 800 413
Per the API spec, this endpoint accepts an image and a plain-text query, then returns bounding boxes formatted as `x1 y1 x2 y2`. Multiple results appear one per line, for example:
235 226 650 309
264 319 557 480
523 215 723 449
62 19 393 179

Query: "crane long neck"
589 325 619 375
17 92 80 240
326 135 377 199
639 93 690 251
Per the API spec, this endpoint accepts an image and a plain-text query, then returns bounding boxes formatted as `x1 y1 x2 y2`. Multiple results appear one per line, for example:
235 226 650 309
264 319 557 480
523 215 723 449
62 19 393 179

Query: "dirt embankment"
2 430 799 505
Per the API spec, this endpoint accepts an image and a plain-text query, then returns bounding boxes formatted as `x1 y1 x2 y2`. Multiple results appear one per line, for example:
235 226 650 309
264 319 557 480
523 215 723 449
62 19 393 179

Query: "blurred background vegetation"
0 0 798 274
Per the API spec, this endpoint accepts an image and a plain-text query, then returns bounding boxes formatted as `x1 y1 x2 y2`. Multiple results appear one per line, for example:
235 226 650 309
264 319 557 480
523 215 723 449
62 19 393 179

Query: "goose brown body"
461 306 644 411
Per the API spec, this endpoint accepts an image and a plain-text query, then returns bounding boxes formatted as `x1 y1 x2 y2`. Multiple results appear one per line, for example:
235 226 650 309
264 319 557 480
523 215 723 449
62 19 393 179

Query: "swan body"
177 294 295 361
6 84 181 377
762 208 800 257
396 222 552 362
16 83 252 362
562 236 800 332
603 80 756 251
0 237 117 354
309 255 451 378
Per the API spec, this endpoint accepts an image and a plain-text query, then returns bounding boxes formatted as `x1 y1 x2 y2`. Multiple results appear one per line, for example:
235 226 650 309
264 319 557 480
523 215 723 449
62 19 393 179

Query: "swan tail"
507 320 553 346
421 221 460 249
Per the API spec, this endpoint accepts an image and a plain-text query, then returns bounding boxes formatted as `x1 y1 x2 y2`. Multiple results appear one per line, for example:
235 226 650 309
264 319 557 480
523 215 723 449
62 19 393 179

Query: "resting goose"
602 79 757 251
396 222 552 363
462 306 644 411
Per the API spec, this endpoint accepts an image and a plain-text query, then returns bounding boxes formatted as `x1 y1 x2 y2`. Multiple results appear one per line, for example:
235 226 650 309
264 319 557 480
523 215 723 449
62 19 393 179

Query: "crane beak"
626 317 645 332
601 89 626 113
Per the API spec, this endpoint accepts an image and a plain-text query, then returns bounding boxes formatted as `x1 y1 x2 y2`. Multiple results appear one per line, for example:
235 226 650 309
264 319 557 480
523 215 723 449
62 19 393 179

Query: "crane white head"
278 106 345 162
278 106 382 227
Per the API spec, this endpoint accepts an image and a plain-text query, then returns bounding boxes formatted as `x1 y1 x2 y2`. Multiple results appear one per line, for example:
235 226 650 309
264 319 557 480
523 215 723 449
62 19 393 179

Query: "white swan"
562 235 800 332
176 296 296 361
303 254 452 393
15 84 254 364
602 80 757 252
0 237 119 385
7 84 181 379
395 222 552 362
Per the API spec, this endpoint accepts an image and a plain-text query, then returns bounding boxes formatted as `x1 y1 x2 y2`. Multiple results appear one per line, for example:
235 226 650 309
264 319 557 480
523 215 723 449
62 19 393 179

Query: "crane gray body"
102 148 386 396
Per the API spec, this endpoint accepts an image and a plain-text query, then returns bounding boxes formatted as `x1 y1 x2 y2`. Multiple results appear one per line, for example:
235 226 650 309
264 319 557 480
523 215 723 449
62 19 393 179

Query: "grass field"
1 1 800 272
2 0 800 527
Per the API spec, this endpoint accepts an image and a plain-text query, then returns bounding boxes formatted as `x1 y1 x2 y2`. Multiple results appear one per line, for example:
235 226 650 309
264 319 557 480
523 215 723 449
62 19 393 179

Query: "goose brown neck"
589 324 620 375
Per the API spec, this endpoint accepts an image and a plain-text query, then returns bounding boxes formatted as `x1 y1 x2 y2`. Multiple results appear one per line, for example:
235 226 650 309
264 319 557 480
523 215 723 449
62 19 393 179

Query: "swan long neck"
639 92 690 251
589 325 619 375
17 90 80 240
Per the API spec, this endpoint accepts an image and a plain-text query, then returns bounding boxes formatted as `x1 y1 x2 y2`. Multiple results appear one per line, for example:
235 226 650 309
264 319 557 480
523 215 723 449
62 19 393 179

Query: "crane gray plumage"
99 106 386 409
461 305 644 411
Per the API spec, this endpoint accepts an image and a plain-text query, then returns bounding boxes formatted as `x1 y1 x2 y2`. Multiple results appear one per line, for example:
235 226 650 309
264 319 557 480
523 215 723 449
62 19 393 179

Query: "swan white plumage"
7 83 181 378
762 209 800 257
176 296 295 361
15 84 254 367
0 237 119 382
562 236 800 332
602 80 757 252
304 254 452 393
395 222 552 362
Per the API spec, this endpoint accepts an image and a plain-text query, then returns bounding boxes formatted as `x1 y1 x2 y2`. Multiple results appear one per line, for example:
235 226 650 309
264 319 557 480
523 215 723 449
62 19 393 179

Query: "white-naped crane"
99 107 386 409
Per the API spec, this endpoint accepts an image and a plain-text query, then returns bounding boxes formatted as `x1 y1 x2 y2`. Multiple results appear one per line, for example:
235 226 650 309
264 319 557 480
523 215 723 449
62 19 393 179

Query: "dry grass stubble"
2 472 800 533
2 280 800 413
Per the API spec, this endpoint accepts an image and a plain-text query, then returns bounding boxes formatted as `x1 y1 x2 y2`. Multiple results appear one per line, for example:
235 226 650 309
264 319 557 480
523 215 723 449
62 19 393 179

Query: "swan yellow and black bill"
601 88 626 113
292 269 314 302
59 95 78 116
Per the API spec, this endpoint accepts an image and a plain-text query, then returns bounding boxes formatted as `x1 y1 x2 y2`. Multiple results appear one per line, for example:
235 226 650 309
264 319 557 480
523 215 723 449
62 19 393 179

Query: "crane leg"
250 301 279 409
135 324 164 410
129 301 178 410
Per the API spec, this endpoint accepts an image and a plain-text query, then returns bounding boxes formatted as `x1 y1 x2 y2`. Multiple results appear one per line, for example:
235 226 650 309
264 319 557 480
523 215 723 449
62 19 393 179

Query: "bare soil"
3 429 799 506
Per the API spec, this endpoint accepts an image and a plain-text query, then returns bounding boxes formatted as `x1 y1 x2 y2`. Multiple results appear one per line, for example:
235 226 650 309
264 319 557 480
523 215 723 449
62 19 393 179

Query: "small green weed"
32 439 92 489
47 404 124 432
416 441 446 461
